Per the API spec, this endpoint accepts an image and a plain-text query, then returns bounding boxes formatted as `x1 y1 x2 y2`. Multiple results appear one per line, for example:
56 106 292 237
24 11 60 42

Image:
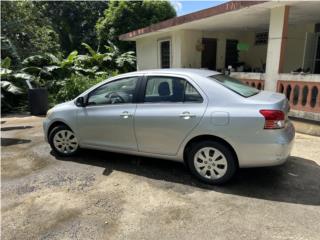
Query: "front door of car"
76 76 140 151
134 75 207 155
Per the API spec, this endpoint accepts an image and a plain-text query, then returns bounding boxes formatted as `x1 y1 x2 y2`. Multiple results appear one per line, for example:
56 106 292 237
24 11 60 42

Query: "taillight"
259 110 285 129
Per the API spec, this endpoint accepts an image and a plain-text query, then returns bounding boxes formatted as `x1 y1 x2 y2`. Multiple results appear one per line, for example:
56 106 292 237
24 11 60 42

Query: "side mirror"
75 97 86 107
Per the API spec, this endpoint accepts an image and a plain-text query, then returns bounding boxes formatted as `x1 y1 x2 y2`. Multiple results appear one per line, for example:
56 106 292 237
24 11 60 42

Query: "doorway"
201 38 217 70
314 33 320 73
225 39 239 68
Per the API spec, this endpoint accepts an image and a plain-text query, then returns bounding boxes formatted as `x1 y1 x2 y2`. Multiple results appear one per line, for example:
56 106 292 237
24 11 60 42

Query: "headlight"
46 108 53 118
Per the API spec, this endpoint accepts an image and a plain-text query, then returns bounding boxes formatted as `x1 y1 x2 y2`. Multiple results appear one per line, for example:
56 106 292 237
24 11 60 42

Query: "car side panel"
43 101 79 141
76 104 138 150
134 73 208 156
177 105 295 167
134 102 206 155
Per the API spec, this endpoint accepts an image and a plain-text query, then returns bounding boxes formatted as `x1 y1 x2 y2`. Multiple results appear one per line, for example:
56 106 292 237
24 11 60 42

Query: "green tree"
96 0 176 52
0 57 29 112
35 1 108 55
1 1 61 65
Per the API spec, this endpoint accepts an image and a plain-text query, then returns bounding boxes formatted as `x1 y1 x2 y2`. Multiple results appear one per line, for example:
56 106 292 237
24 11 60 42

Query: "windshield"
209 74 260 97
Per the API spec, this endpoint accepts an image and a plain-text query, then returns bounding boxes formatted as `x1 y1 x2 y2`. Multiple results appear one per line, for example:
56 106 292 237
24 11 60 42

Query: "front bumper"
43 118 50 142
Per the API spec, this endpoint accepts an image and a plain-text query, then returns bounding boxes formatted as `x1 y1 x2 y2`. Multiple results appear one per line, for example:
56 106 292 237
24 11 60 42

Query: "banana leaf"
0 81 23 95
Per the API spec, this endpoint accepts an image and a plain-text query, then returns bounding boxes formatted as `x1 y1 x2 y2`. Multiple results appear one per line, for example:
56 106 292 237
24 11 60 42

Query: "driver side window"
87 77 139 105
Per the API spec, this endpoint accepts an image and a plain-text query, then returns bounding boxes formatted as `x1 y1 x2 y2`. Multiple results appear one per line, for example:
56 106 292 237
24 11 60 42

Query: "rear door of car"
134 74 207 156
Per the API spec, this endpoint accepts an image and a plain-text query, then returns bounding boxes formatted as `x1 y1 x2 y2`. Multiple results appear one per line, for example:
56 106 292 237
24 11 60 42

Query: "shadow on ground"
1 126 33 131
1 138 32 147
53 149 320 206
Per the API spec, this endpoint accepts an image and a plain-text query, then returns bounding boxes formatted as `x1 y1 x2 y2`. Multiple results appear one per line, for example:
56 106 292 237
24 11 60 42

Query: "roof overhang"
119 0 320 41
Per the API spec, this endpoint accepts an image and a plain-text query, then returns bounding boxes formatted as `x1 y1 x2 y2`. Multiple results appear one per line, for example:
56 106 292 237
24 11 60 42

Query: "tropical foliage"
1 1 61 63
1 57 27 112
54 74 109 104
33 1 108 54
19 42 135 83
1 42 136 111
96 0 176 52
1 0 176 113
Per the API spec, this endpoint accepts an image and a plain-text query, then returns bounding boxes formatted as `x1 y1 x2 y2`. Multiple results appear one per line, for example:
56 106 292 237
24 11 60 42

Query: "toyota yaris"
44 69 295 184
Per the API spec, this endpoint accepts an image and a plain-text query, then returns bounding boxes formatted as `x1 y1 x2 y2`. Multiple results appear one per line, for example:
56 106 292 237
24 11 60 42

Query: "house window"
255 32 268 45
159 40 171 68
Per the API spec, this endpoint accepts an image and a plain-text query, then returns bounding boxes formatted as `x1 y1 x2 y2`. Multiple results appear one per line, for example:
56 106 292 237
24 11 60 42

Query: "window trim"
138 74 204 104
158 38 172 69
85 76 142 107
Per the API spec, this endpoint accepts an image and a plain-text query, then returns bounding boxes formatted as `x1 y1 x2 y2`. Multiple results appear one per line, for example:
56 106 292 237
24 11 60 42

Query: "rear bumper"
237 122 295 167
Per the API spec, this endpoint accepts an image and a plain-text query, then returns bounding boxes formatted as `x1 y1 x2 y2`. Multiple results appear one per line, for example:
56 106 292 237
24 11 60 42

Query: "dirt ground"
1 115 320 240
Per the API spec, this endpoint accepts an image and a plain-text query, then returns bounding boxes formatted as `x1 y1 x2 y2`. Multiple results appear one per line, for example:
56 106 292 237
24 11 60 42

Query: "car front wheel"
187 141 237 184
49 125 79 157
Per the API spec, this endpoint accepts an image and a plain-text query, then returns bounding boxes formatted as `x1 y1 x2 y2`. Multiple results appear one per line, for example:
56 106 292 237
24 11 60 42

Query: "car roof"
80 68 230 101
118 68 221 78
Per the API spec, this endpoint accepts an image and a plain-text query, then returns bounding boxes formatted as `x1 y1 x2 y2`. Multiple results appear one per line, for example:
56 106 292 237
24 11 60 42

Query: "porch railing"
277 80 320 113
239 79 264 90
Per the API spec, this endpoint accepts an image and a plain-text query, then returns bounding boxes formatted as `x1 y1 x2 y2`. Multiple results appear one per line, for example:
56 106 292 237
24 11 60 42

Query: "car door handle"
179 111 196 120
120 111 132 119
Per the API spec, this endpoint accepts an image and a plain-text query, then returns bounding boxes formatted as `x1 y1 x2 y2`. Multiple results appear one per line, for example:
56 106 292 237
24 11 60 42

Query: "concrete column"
181 30 202 68
216 38 226 70
171 31 183 68
265 6 289 91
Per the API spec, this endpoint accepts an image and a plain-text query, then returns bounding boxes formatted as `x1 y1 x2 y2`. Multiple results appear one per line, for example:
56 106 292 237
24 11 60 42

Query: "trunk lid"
247 90 290 115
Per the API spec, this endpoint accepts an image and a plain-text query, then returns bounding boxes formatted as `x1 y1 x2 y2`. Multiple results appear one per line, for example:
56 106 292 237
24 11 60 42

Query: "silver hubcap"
194 147 228 179
53 130 78 154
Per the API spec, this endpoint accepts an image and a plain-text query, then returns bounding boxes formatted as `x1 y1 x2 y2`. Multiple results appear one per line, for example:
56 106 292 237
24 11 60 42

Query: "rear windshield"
209 74 260 97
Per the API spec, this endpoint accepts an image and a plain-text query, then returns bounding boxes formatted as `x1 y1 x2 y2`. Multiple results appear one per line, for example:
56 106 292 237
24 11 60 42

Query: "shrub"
53 72 117 104
1 42 135 112
1 57 28 112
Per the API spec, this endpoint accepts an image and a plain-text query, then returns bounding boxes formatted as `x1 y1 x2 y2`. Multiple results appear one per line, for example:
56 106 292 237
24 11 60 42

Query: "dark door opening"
160 40 171 68
201 38 217 70
314 34 320 74
225 39 239 68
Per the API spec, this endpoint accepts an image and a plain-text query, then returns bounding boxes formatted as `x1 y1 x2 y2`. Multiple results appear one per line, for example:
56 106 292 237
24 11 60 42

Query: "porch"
121 1 320 121
231 72 320 121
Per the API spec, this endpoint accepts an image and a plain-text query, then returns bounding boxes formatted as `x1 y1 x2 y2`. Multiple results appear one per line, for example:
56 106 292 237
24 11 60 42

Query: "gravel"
1 115 320 240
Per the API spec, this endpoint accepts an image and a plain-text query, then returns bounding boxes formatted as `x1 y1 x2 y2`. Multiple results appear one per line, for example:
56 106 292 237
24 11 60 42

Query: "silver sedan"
44 69 295 184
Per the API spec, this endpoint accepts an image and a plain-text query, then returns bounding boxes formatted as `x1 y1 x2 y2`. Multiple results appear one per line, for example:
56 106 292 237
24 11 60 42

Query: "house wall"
135 30 187 70
136 35 159 70
238 32 267 70
202 31 268 71
180 30 269 70
180 30 202 68
283 23 315 73
135 23 316 73
203 31 240 70
135 29 269 71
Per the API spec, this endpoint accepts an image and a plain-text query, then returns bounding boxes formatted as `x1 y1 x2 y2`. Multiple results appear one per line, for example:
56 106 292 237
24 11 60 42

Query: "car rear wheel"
49 125 79 157
187 141 237 184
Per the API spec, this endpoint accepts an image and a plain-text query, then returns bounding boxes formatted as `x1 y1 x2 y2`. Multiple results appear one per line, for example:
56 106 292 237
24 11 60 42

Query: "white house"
120 1 320 121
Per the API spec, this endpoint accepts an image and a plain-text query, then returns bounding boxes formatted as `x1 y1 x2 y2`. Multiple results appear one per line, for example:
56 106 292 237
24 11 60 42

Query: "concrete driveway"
1 115 320 240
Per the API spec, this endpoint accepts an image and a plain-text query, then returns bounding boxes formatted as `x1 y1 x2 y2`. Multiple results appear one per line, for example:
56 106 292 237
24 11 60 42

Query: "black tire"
49 125 79 157
186 141 237 184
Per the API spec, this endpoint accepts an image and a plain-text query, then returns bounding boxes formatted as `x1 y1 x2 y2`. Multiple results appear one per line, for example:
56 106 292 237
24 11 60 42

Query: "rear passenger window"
144 76 203 103
185 82 203 102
